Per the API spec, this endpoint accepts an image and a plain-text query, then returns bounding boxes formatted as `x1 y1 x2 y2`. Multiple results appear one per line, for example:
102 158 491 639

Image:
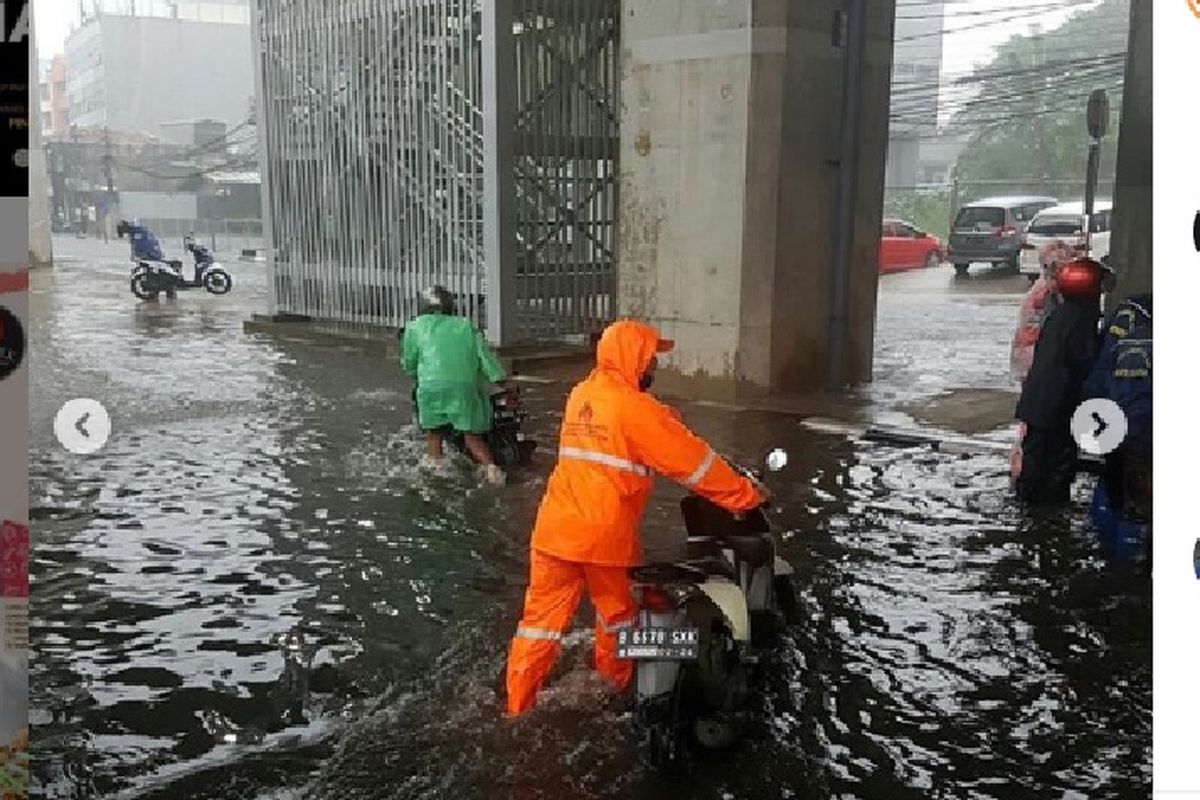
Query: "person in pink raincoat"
1010 239 1075 481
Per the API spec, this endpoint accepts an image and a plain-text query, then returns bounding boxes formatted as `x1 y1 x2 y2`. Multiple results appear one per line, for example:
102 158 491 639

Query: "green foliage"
883 190 952 241
952 0 1129 190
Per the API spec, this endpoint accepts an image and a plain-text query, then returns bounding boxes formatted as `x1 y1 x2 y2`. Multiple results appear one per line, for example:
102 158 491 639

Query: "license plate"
616 627 699 660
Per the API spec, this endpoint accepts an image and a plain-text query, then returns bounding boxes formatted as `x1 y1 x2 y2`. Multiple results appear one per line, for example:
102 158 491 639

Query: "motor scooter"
618 449 796 765
130 234 233 301
412 384 536 468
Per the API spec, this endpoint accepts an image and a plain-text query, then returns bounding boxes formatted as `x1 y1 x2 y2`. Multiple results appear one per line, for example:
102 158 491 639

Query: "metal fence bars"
511 0 618 340
254 0 618 342
256 0 487 328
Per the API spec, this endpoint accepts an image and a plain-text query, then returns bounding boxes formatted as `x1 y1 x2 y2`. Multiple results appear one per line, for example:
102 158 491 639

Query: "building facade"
886 0 946 188
45 123 259 236
37 60 52 137
45 56 68 138
64 0 254 138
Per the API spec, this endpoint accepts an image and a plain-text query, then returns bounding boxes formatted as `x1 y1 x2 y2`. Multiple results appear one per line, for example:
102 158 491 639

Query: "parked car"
947 195 1058 277
1018 200 1113 281
879 219 944 273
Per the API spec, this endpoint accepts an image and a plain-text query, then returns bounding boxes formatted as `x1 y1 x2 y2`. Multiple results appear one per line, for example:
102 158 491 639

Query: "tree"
950 0 1129 193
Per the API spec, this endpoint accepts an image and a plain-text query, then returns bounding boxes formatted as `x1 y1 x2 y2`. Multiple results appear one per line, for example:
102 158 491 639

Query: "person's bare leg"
462 434 494 465
464 434 505 486
425 431 445 459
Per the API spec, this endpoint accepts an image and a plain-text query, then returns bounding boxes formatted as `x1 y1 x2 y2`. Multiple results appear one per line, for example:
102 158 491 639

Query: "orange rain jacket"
529 320 764 567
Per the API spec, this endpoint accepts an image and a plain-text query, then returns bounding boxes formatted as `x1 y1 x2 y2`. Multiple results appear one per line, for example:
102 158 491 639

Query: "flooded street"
29 242 1150 799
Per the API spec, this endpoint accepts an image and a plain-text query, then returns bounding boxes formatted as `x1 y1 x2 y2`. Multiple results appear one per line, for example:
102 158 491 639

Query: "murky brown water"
29 243 1149 799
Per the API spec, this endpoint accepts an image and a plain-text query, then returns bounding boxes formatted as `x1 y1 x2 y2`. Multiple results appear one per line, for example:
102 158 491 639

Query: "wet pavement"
28 242 1150 799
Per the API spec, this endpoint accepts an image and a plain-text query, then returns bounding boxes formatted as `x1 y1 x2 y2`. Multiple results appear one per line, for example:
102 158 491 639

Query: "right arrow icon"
1072 399 1128 456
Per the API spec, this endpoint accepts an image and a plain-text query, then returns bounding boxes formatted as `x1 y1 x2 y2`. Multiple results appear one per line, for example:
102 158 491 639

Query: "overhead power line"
895 0 1099 43
896 1 1092 20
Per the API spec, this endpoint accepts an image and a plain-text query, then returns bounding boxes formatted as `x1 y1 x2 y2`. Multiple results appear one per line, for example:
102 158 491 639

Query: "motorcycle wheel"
493 434 522 469
693 717 736 750
131 273 157 301
774 576 798 624
203 269 233 295
646 669 687 768
649 723 680 767
689 601 737 709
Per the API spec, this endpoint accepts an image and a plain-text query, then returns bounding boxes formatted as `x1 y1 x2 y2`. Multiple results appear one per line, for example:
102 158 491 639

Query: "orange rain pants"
505 549 637 716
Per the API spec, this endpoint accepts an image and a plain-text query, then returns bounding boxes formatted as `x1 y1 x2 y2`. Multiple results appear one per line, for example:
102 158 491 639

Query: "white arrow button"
54 399 111 455
1070 398 1127 456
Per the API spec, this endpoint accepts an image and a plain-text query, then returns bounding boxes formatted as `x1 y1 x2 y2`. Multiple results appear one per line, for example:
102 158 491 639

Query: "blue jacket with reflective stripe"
1084 294 1152 441
129 225 165 261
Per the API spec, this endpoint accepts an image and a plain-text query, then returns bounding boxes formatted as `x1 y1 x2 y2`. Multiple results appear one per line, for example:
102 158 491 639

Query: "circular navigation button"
1070 398 1127 456
54 398 112 455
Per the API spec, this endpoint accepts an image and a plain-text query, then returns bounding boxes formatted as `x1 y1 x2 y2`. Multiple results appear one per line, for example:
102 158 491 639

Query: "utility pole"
102 126 115 241
69 125 82 234
1084 89 1109 258
947 166 959 241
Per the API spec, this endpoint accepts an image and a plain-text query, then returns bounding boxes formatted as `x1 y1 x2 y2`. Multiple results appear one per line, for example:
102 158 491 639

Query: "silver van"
948 195 1059 277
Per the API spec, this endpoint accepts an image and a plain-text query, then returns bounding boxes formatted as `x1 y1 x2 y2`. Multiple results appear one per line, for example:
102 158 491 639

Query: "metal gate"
255 0 486 327
253 0 618 341
512 0 619 340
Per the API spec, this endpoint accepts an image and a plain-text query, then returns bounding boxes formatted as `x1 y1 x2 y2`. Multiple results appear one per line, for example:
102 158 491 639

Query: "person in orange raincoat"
503 320 767 716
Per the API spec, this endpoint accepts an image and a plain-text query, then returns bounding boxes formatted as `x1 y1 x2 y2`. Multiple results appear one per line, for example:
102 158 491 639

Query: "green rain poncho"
401 314 508 434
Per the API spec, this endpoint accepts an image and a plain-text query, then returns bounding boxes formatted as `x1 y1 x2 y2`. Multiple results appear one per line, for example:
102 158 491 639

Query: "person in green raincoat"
402 286 509 485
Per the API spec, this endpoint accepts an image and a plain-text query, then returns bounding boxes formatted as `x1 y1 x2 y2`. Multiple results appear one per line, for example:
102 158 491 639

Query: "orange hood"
594 320 673 389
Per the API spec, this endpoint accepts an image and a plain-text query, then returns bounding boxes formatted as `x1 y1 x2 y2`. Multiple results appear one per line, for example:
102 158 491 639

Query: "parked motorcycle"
618 449 796 765
130 234 233 301
413 384 537 468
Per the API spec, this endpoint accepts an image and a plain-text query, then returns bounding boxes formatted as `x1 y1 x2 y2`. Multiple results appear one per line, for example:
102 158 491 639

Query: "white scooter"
618 450 796 765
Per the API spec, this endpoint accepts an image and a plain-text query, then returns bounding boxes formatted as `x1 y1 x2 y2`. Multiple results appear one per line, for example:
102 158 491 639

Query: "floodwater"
28 242 1150 799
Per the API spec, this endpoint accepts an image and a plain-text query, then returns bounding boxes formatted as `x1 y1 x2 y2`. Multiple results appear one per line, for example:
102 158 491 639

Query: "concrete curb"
242 314 594 373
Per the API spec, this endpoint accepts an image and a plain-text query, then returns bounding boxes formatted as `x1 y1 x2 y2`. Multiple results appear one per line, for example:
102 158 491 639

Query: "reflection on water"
29 250 1149 798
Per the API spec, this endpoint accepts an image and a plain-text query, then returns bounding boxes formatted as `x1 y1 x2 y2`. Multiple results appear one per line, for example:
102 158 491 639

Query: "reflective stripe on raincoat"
529 320 762 567
401 313 507 433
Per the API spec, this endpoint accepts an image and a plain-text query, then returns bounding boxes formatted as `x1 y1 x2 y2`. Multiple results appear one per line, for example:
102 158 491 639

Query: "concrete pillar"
1108 0 1150 301
249 4 276 315
481 0 519 346
617 1 895 399
27 8 53 268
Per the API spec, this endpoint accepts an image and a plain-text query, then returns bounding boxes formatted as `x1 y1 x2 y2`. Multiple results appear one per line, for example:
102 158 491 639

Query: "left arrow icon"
55 400 111 455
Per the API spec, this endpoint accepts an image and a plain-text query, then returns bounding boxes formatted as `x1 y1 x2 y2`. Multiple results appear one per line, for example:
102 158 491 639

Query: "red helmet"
1055 258 1104 299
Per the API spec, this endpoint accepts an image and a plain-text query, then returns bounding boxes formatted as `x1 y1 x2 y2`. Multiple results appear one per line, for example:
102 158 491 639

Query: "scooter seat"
680 555 737 581
630 562 707 585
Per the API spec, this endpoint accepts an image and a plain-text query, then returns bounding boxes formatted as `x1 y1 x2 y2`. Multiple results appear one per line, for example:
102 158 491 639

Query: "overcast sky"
35 0 1107 75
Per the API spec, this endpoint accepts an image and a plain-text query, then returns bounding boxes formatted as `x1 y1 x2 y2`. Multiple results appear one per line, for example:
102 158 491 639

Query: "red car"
879 219 944 273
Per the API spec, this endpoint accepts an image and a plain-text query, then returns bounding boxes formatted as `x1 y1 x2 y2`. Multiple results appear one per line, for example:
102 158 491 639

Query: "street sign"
1087 89 1109 140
